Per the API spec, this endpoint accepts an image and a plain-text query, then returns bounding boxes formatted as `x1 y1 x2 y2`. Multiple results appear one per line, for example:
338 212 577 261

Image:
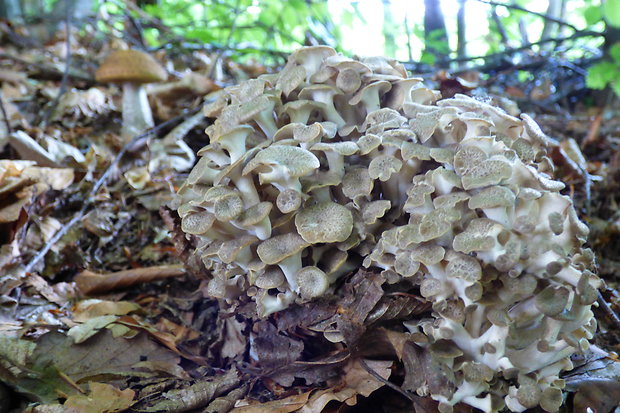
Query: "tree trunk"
0 0 23 21
540 0 562 50
424 0 450 67
457 0 467 60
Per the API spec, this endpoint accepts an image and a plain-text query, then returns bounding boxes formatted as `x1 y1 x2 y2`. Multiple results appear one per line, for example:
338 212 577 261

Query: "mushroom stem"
121 82 154 139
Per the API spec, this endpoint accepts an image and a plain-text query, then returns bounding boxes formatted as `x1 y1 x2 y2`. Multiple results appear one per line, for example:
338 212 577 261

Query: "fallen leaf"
232 392 310 413
64 382 135 413
72 299 142 322
402 341 455 399
67 315 119 343
139 368 240 412
8 131 62 167
0 330 182 403
299 359 392 413
565 353 620 413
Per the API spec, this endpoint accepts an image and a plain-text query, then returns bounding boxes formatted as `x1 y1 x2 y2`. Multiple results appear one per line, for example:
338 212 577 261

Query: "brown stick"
75 264 186 295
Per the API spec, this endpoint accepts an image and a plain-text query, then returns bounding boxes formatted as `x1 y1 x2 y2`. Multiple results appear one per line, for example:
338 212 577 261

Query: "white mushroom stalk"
121 82 154 138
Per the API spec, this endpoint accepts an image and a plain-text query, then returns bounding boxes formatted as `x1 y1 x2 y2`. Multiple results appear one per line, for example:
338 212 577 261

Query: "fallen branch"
0 89 12 135
597 291 620 330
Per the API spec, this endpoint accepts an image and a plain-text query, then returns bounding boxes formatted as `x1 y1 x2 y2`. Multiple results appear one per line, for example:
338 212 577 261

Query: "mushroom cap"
295 266 329 299
256 233 309 265
295 202 354 244
95 50 167 84
243 145 320 179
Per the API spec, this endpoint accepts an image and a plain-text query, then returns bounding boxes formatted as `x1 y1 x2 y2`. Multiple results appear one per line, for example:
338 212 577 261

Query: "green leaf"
586 62 618 89
612 78 620 97
603 0 620 27
185 27 215 43
517 70 533 83
610 42 620 63
584 5 603 26
420 51 437 65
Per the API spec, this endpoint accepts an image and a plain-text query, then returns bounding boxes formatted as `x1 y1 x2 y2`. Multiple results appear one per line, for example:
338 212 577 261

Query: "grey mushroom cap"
295 202 354 244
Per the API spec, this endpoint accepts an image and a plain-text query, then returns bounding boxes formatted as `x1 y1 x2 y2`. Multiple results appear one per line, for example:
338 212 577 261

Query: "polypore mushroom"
95 49 167 140
176 46 600 413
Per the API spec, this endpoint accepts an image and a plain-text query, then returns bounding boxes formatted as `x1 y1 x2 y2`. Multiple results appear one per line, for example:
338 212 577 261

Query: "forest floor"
1 23 620 413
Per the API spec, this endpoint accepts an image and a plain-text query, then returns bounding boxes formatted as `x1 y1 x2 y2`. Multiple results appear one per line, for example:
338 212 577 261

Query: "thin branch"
518 17 529 46
597 291 620 330
0 89 13 135
440 30 601 64
491 6 510 47
22 102 210 275
127 13 147 50
404 12 414 63
474 0 579 32
207 0 243 79
42 0 73 126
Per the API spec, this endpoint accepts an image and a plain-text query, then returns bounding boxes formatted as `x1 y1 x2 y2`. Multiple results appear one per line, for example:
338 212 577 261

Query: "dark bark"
424 0 450 67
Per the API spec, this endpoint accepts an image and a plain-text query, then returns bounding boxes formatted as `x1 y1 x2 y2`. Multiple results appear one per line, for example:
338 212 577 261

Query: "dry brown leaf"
72 299 142 322
299 359 392 413
114 315 209 365
51 87 112 123
139 368 240 412
75 265 186 295
221 317 247 359
402 341 454 398
0 160 73 224
64 382 135 413
232 392 311 413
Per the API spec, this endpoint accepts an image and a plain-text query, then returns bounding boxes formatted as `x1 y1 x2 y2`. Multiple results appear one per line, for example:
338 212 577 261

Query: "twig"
207 0 243 79
22 102 210 275
42 0 73 126
0 89 13 135
75 265 186 294
491 7 509 47
425 30 602 66
358 358 424 411
474 0 579 32
597 291 620 330
518 17 530 46
404 12 414 63
126 12 147 50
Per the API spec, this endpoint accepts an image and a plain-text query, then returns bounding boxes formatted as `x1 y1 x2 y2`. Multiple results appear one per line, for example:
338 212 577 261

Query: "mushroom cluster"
175 46 600 412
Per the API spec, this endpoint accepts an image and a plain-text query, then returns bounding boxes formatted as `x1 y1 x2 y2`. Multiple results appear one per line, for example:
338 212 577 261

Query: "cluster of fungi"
174 46 600 412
